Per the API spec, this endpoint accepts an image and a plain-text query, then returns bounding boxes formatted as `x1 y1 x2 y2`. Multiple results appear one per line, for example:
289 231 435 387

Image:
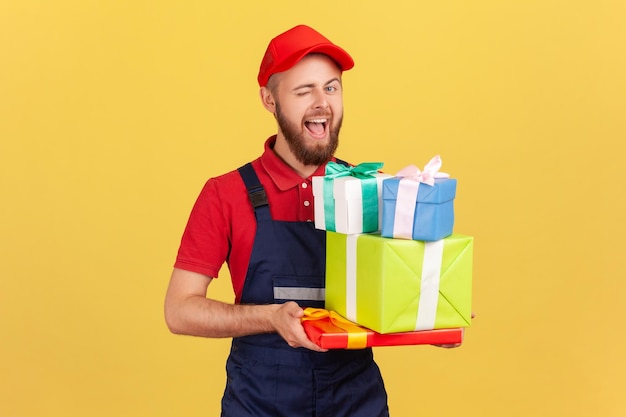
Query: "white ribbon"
393 179 420 239
345 234 359 322
415 239 444 331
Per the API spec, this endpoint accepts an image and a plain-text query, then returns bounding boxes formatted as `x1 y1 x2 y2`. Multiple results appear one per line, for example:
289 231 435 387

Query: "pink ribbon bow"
395 155 449 186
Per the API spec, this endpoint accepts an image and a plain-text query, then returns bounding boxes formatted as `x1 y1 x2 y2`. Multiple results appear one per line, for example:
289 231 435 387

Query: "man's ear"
259 87 276 113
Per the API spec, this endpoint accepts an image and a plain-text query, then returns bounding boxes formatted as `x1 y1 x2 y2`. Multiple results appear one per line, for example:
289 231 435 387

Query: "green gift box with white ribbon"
312 162 392 234
325 232 473 334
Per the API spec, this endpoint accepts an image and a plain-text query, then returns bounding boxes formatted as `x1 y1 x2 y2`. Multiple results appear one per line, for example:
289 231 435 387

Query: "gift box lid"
383 177 457 204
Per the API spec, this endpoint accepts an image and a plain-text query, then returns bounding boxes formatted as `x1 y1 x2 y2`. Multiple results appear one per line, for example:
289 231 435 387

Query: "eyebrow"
292 77 342 92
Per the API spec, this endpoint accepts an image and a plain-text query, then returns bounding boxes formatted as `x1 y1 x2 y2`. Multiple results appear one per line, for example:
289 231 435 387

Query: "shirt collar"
260 135 329 191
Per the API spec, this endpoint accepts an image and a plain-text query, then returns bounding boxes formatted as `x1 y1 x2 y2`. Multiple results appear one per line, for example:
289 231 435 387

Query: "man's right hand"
271 301 328 352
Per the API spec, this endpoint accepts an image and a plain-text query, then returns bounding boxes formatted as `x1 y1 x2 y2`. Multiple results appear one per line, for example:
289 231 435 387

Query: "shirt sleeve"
174 178 231 278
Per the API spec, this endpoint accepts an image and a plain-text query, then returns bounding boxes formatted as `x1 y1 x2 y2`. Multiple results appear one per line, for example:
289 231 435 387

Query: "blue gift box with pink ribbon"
381 155 457 242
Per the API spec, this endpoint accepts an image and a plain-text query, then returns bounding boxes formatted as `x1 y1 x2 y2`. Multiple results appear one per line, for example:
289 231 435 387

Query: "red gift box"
302 308 463 349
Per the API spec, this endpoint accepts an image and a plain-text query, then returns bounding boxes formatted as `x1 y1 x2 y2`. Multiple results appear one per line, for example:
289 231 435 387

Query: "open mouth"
304 118 328 138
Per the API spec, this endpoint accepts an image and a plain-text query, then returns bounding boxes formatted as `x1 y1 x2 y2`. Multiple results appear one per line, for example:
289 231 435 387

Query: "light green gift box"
325 232 473 334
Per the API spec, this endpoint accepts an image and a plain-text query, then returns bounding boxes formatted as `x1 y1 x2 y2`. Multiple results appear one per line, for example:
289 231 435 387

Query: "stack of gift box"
305 156 473 349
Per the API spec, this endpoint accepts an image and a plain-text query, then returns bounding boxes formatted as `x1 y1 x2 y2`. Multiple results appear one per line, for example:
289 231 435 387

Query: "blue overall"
220 163 389 417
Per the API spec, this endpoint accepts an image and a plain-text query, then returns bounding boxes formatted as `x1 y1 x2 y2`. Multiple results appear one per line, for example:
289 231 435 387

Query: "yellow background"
1 1 625 416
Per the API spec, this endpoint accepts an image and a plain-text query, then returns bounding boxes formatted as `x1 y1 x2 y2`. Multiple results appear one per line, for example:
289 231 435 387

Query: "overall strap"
237 163 271 221
238 159 349 220
334 157 350 167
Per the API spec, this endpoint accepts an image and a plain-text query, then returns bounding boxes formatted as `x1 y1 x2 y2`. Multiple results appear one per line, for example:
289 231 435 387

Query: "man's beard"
276 102 341 166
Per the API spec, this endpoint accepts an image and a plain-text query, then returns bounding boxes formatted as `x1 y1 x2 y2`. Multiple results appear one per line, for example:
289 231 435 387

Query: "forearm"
165 295 281 338
164 269 324 351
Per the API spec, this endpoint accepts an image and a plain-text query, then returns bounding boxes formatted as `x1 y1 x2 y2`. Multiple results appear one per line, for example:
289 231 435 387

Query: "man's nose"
312 89 329 109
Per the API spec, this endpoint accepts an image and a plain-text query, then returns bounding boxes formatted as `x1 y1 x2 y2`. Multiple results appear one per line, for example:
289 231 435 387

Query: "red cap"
257 25 354 87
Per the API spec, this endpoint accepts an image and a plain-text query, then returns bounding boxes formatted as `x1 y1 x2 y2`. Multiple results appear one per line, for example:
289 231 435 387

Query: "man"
165 25 389 416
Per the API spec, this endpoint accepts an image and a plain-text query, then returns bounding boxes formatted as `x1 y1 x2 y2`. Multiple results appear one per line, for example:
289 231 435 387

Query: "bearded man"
165 25 389 417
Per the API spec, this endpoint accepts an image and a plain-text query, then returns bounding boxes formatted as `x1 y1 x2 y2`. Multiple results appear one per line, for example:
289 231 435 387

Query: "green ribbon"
323 162 384 232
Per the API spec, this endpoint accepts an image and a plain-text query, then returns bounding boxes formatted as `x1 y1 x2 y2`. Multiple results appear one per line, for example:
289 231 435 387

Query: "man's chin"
281 126 339 166
307 139 333 153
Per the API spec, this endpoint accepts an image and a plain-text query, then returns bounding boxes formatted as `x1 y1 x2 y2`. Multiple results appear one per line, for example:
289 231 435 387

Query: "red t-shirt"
174 136 336 303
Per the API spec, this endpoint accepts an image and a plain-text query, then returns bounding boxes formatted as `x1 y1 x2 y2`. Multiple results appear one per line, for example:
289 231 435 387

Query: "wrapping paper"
312 162 391 234
381 157 457 241
325 232 473 334
302 308 463 349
